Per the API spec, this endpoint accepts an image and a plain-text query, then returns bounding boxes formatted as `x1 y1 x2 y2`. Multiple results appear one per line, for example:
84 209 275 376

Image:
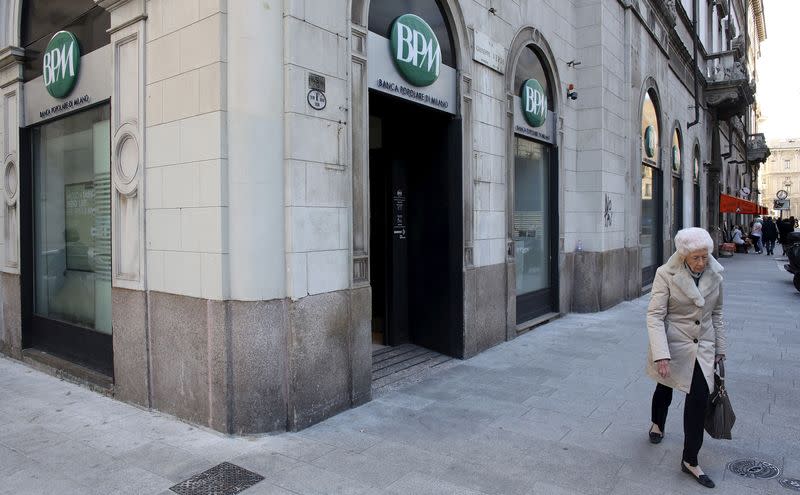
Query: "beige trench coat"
646 252 727 393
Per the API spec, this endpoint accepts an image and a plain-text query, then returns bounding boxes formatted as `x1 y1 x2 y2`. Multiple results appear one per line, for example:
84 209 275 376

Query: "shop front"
670 127 684 245
508 43 559 325
640 89 663 287
18 2 114 375
365 1 464 356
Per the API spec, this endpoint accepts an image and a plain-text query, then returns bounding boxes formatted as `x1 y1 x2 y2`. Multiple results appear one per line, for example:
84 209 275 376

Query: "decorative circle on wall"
113 124 140 196
644 126 656 158
4 158 18 206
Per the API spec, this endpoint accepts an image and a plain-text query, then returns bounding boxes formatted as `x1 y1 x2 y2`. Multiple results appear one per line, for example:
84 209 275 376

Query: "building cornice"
749 0 767 42
0 45 23 71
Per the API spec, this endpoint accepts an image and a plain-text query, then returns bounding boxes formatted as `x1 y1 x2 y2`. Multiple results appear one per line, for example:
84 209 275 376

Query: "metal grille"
727 459 781 480
170 462 265 495
780 478 800 492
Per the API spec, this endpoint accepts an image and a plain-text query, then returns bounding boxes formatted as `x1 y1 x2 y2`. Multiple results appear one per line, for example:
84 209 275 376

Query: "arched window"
368 0 455 67
511 43 558 323
640 89 662 286
513 46 555 112
671 128 683 243
693 145 702 227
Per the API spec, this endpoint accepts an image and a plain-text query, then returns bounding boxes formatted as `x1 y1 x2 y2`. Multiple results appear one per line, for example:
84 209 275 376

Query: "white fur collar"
662 251 724 307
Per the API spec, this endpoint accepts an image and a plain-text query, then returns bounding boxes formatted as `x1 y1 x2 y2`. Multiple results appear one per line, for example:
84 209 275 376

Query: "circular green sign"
672 145 680 172
644 126 656 158
43 31 81 99
390 14 441 87
520 79 548 128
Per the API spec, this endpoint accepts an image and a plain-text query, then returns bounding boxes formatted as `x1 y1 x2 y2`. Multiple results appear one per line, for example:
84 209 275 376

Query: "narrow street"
1 251 798 495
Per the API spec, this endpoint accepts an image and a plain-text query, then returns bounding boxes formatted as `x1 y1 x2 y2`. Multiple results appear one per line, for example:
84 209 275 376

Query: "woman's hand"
656 359 670 378
715 354 725 364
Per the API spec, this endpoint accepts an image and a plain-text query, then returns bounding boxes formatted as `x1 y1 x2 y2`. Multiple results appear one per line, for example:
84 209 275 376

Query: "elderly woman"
646 227 726 489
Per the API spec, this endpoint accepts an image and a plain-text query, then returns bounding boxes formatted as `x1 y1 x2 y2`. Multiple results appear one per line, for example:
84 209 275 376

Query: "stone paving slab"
0 250 799 494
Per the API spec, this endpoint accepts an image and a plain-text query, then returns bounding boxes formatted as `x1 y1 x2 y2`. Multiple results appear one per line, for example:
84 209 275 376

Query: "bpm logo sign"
390 14 441 87
43 31 80 99
644 125 656 158
520 79 547 128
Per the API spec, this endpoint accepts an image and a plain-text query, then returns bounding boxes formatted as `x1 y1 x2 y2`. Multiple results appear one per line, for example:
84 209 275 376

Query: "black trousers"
651 360 710 465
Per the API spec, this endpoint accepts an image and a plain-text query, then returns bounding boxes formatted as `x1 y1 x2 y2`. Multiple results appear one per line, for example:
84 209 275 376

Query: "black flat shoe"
648 426 663 444
682 462 715 488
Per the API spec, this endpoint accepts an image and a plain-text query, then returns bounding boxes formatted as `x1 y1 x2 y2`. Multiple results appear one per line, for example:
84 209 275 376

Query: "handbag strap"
717 359 726 383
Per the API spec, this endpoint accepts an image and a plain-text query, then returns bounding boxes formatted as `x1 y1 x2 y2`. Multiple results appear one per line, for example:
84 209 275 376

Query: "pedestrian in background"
749 218 763 254
778 218 792 255
646 227 726 489
761 217 778 256
731 225 746 253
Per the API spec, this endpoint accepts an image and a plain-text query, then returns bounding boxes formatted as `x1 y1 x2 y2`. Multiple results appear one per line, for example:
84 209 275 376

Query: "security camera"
566 83 578 100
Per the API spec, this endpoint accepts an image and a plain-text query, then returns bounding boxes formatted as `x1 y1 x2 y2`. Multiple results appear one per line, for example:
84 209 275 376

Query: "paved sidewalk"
1 251 798 495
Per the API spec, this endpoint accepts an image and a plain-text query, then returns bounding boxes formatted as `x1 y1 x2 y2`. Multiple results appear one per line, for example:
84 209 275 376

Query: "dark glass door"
22 105 113 375
694 183 701 226
641 164 663 286
514 137 557 324
671 176 683 241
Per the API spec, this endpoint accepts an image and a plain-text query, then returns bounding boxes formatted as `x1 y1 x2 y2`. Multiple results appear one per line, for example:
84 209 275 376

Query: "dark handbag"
704 360 735 439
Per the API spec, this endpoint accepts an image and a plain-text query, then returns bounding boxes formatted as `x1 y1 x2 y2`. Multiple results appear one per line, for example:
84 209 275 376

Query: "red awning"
719 194 761 214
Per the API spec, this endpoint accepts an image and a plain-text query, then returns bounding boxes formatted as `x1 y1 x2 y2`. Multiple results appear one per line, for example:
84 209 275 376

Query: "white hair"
674 227 714 257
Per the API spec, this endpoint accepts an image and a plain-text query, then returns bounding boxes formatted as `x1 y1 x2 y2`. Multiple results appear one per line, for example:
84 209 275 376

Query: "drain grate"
727 459 781 480
781 478 800 492
170 462 265 495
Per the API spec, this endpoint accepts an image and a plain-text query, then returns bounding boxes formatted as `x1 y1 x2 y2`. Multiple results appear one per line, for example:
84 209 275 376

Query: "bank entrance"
366 1 463 358
640 89 663 287
368 91 463 356
18 1 114 376
510 44 559 324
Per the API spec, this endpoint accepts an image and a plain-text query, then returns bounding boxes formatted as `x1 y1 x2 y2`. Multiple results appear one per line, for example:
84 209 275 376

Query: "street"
1 251 798 495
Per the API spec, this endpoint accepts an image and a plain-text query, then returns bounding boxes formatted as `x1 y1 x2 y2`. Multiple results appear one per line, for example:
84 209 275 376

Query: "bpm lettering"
43 42 76 85
521 79 547 128
390 14 441 87
395 22 440 77
43 31 80 99
525 86 546 116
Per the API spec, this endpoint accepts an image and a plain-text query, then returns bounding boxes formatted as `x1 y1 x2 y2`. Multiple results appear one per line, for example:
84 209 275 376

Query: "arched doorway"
671 127 684 246
509 43 558 324
640 89 663 286
693 144 701 227
366 0 464 356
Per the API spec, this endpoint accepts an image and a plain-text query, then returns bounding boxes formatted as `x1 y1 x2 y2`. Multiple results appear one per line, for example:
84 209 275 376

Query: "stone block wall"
144 1 228 301
284 0 351 300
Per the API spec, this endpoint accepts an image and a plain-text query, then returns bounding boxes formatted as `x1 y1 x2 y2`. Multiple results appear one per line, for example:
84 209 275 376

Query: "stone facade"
0 0 765 434
761 140 800 219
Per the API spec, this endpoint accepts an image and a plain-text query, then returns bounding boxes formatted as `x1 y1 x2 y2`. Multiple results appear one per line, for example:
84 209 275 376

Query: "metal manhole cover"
781 478 800 491
170 462 265 495
727 459 781 480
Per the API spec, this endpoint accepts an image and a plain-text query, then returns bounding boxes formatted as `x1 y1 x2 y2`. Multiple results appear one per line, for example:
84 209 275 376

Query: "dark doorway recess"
19 105 114 377
369 90 464 358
